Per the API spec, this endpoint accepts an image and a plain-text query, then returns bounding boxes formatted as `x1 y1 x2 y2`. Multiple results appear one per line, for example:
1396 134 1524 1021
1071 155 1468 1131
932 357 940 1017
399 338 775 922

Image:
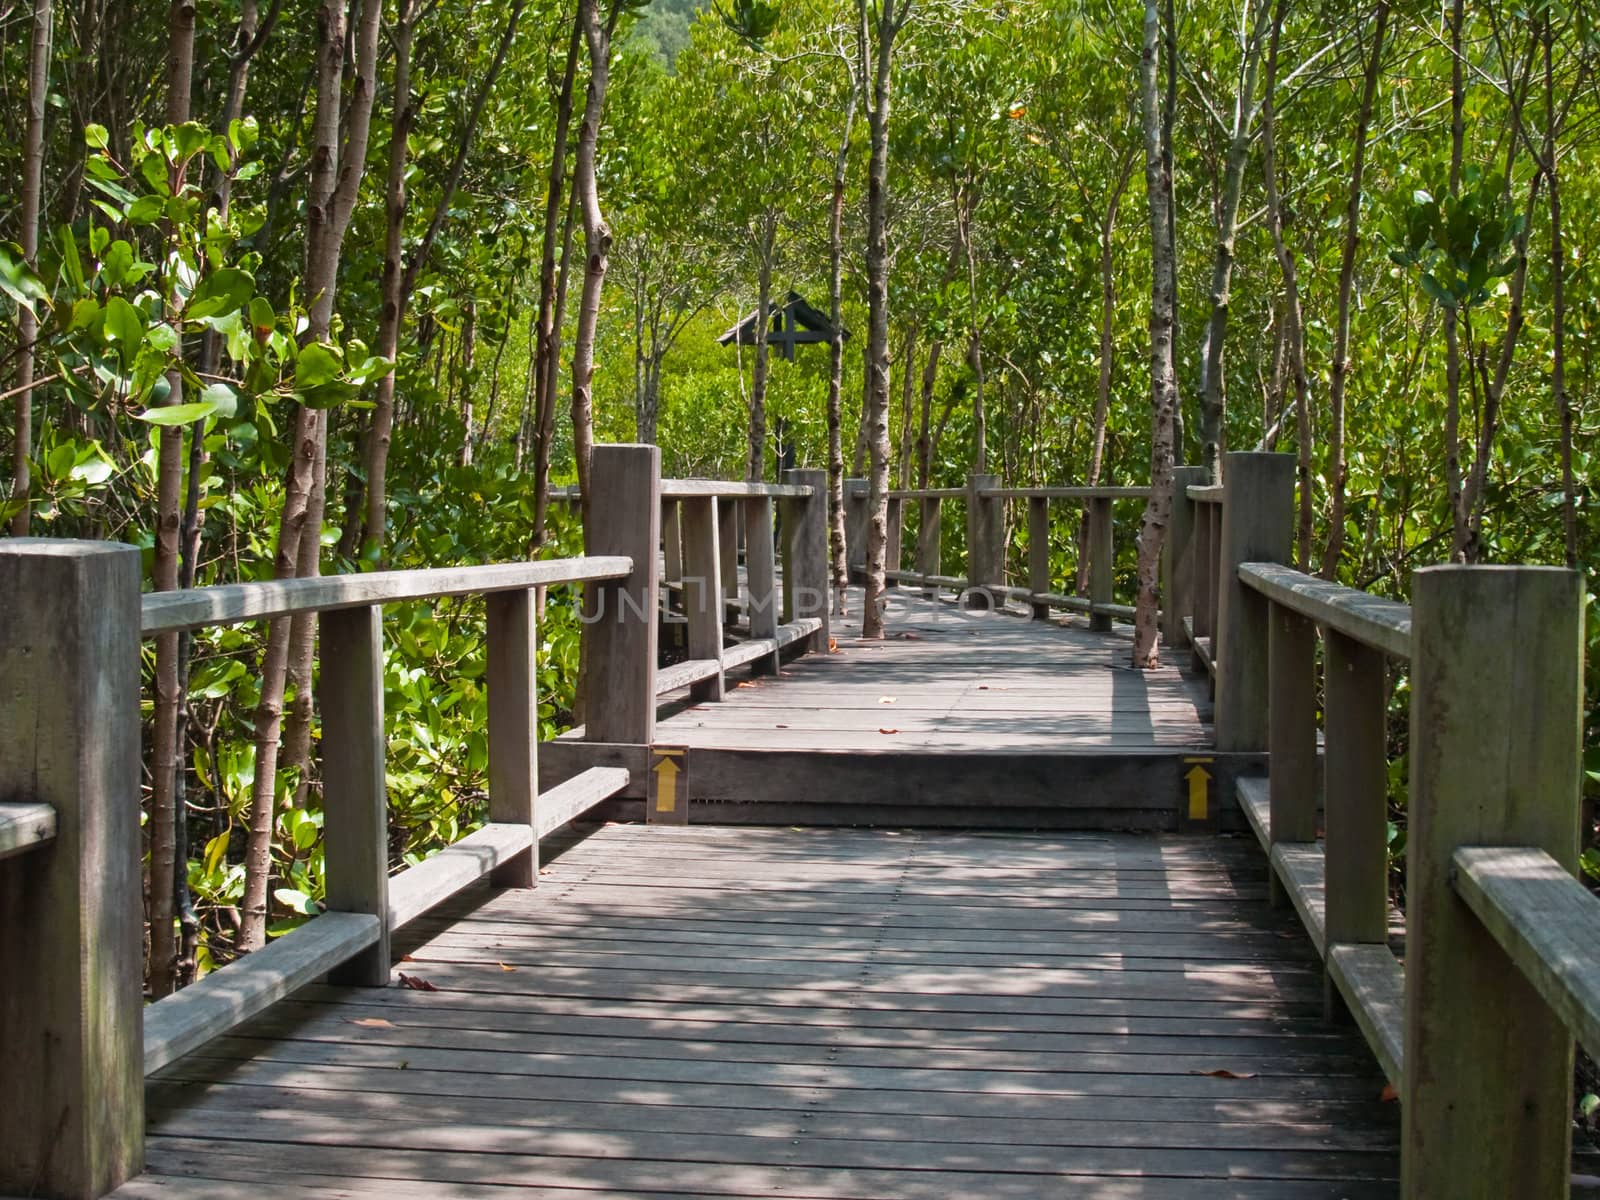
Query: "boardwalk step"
0 800 55 860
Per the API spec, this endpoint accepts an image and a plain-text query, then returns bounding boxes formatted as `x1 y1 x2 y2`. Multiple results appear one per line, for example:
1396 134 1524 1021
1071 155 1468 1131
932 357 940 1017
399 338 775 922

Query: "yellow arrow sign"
1184 762 1213 821
654 756 680 813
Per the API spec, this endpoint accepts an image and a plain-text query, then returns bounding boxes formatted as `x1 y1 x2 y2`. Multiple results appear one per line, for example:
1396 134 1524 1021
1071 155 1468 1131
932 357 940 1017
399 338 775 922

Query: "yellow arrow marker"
1185 763 1212 821
654 756 680 812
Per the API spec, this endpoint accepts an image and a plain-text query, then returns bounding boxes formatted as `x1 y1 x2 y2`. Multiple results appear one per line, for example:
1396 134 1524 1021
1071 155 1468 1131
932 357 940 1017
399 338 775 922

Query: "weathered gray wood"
845 477 868 580
978 486 1152 500
0 540 144 1198
1203 504 1221 638
0 800 55 859
659 479 811 499
1163 466 1205 647
1239 563 1411 662
1327 943 1405 1090
1087 496 1114 633
1402 565 1583 1200
1187 485 1226 503
680 496 726 703
661 500 682 587
889 487 966 500
1027 497 1050 620
965 473 1003 608
1237 775 1270 854
1322 631 1388 968
782 468 830 651
1267 603 1318 873
916 497 942 599
535 766 632 839
584 445 661 744
389 824 535 930
140 556 632 636
321 604 390 987
1190 493 1215 662
742 497 779 674
1453 846 1600 1064
142 912 381 1075
717 498 740 625
655 657 722 696
1270 842 1327 957
885 495 903 588
1213 453 1295 751
487 589 537 889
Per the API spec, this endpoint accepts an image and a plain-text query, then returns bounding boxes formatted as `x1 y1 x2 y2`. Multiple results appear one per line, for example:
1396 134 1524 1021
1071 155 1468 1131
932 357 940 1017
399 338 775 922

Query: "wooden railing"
0 443 830 1199
1189 451 1590 1199
846 474 1154 626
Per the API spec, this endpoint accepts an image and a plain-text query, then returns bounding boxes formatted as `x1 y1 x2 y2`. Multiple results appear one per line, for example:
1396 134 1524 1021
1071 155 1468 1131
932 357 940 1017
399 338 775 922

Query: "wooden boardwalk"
127 824 1400 1199
660 588 1212 753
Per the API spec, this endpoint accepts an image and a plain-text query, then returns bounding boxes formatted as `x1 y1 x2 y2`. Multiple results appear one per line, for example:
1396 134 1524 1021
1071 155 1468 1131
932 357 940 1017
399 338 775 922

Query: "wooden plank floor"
126 824 1399 1199
659 588 1212 753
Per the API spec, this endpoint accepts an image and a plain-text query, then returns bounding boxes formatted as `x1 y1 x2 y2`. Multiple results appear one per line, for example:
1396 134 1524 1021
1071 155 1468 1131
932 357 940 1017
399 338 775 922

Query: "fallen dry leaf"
349 1017 396 1029
1190 1068 1258 1080
774 723 789 729
879 727 900 735
397 973 438 992
828 637 839 651
498 962 517 973
878 696 897 704
1380 1084 1399 1102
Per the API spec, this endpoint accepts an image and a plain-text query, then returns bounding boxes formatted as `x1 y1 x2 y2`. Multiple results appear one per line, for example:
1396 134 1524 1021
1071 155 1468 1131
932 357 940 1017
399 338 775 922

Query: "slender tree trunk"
530 11 583 545
897 325 917 489
1319 2 1388 578
570 0 614 517
1078 159 1130 596
859 0 905 640
1545 19 1574 567
1161 0 1184 463
1443 0 1466 560
1260 0 1312 570
240 0 383 952
10 0 51 537
748 247 773 481
826 83 856 610
1197 0 1272 484
916 340 941 488
533 192 578 545
1132 0 1177 669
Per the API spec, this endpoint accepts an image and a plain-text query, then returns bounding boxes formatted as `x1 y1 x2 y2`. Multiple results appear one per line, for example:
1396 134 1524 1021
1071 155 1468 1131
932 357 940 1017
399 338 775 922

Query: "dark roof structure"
717 291 847 362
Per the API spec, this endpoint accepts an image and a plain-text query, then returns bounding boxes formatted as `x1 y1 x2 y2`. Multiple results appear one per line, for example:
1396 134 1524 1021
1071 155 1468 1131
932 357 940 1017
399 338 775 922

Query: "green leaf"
104 296 144 352
1417 272 1457 311
0 242 49 309
273 887 320 916
200 382 238 419
136 401 219 426
294 342 343 391
84 123 110 150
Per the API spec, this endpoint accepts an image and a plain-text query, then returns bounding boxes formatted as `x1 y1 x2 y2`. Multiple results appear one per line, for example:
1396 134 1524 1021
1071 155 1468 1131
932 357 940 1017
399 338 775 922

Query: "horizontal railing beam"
977 486 1151 500
0 800 56 860
141 555 634 636
1239 562 1412 661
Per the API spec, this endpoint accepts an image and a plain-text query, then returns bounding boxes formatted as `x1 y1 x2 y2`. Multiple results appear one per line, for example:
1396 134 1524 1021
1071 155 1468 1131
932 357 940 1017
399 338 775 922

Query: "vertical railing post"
1027 495 1050 620
1163 465 1205 646
1266 600 1317 906
1191 497 1215 672
845 477 868 583
965 472 1002 608
681 496 725 701
1213 452 1294 750
322 603 390 985
742 495 780 674
884 495 902 588
1402 566 1582 1200
917 495 942 598
1204 503 1222 638
783 467 830 652
661 498 684 649
487 587 537 887
1321 628 1387 1015
0 541 143 1199
585 444 661 745
717 497 739 627
1087 495 1114 633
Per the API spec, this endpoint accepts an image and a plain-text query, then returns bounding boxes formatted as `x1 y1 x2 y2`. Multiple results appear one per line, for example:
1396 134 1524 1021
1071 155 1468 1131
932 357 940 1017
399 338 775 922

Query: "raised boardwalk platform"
127 824 1400 1199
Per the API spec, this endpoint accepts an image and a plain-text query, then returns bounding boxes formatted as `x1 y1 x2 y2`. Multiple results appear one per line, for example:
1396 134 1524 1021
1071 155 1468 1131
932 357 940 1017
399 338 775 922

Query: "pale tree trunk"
240 0 383 953
531 14 583 548
1544 18 1575 568
826 82 856 611
858 0 907 640
748 246 773 481
1443 0 1466 559
1132 0 1177 669
960 200 987 473
916 340 941 487
1319 1 1388 578
570 0 616 517
148 0 196 1000
9 0 50 537
897 325 917 489
1161 0 1184 461
1261 0 1312 570
1197 0 1272 484
1078 155 1131 596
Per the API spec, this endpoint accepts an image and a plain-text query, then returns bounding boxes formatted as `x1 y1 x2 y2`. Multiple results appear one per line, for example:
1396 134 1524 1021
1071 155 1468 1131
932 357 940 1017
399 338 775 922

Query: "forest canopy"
0 0 1592 993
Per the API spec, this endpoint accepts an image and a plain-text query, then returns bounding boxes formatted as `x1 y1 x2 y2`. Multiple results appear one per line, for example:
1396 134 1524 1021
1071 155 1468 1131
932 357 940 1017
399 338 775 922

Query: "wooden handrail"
976 485 1151 500
551 478 814 500
140 555 634 635
1237 562 1412 660
1187 483 1225 502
